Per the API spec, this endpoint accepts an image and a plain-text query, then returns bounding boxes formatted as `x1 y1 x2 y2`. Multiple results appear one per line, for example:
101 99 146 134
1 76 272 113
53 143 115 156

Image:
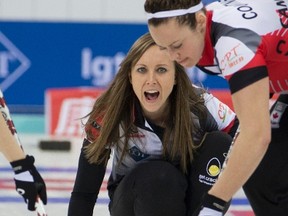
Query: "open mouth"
144 90 159 101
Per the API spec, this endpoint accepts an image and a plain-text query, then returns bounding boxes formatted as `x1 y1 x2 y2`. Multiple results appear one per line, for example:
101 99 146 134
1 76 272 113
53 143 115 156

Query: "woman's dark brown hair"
145 0 205 29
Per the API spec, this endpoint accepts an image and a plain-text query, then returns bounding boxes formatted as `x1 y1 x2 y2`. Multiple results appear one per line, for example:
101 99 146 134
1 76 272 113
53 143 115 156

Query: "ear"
195 12 206 33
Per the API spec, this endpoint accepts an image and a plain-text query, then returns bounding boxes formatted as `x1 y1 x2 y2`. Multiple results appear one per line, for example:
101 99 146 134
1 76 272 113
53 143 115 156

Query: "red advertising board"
45 87 105 137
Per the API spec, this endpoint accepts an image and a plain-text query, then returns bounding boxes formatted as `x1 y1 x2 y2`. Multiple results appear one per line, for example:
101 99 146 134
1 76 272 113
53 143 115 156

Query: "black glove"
192 193 229 216
10 155 47 211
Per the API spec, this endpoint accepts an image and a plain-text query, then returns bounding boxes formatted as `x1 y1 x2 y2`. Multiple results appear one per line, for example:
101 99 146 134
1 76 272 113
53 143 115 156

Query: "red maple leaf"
272 112 279 119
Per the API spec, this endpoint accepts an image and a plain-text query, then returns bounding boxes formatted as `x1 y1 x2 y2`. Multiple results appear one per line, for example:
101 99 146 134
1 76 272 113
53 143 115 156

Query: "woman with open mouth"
68 32 238 216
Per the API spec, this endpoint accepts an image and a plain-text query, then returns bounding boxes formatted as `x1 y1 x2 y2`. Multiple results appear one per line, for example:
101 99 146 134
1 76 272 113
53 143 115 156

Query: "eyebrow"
156 63 169 67
134 63 147 67
158 45 166 50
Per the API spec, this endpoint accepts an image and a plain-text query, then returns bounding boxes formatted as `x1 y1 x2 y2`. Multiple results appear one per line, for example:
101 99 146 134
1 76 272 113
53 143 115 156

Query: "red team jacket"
197 0 288 94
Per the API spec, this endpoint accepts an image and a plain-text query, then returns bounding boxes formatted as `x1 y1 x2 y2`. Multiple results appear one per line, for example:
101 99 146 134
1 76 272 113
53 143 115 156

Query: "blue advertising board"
0 21 228 113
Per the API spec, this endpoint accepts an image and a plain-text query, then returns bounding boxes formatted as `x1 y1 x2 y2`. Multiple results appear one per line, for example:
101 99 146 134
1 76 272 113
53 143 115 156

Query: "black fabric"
68 131 233 216
192 194 227 216
186 131 232 215
227 117 239 138
109 131 232 216
228 66 268 94
10 155 47 211
243 94 288 216
110 161 188 216
68 139 109 216
243 129 288 216
200 193 227 211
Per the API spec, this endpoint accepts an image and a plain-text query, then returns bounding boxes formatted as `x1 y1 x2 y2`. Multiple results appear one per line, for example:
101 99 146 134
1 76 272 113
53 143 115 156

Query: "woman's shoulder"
85 116 104 141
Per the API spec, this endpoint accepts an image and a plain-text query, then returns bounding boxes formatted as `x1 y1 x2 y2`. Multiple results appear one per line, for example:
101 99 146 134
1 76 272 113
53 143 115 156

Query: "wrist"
8 155 26 163
10 155 35 174
202 193 228 213
208 187 231 202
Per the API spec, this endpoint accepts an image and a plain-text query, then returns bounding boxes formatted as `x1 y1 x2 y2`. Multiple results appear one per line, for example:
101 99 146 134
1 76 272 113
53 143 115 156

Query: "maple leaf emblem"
272 112 279 119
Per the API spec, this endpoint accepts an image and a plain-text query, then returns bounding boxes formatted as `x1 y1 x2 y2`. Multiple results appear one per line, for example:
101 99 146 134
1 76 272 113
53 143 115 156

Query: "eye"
136 67 147 73
172 44 182 50
157 67 167 73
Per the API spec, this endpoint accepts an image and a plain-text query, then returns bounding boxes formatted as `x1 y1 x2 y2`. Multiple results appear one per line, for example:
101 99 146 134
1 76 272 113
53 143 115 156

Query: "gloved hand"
192 194 228 216
10 155 47 211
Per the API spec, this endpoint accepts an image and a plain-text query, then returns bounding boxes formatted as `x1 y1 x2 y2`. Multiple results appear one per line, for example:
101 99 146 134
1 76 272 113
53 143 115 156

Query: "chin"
179 59 192 68
184 61 195 68
143 105 161 114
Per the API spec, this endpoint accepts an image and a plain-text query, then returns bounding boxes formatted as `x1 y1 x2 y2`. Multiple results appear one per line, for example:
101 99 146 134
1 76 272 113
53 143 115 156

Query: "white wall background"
0 0 147 23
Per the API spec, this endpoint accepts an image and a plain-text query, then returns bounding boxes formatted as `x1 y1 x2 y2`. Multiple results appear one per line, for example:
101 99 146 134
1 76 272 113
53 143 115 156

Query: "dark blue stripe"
0 167 77 172
231 198 251 205
0 196 249 205
0 196 110 204
0 167 111 173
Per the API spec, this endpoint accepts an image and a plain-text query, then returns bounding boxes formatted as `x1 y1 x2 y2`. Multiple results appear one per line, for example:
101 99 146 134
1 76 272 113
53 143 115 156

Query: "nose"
146 70 157 84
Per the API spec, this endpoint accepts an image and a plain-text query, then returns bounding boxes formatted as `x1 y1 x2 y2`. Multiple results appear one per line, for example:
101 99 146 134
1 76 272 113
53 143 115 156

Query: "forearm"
208 132 269 201
68 192 97 216
0 115 25 162
69 140 108 215
1 142 25 162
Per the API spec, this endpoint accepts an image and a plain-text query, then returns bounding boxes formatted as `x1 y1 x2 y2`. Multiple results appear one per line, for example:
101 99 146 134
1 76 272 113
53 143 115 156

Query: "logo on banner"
54 97 95 137
81 48 125 87
81 48 208 87
0 32 31 91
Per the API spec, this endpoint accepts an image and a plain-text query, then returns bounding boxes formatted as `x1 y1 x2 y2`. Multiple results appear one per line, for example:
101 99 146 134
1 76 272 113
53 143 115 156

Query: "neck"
145 105 170 128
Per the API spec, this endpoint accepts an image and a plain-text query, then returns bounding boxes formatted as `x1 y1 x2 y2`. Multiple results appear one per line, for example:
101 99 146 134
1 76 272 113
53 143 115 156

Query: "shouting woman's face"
131 45 176 122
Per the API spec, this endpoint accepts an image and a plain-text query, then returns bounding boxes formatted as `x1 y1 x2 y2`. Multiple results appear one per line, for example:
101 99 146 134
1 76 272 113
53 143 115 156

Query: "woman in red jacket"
144 0 288 215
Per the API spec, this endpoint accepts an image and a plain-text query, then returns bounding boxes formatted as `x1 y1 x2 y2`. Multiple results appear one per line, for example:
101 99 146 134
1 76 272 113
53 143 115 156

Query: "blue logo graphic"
0 32 30 91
